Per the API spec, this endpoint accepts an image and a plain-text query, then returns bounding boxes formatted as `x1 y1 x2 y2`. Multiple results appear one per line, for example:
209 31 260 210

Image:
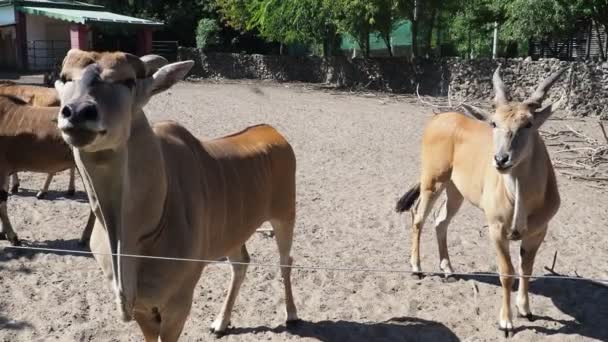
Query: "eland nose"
61 102 98 124
494 154 510 167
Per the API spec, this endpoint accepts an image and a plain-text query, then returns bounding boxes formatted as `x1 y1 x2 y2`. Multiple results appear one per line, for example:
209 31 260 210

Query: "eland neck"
74 110 167 320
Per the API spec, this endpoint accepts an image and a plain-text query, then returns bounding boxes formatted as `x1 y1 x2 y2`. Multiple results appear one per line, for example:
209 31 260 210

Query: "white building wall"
25 14 70 70
0 5 15 26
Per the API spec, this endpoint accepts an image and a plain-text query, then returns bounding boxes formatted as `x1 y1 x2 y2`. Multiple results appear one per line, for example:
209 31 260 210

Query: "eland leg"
0 172 18 245
66 167 76 197
159 297 194 342
9 173 19 194
210 245 250 335
516 227 547 320
134 309 161 342
490 225 515 337
36 173 54 199
434 182 463 279
271 217 298 323
411 181 445 277
78 210 96 247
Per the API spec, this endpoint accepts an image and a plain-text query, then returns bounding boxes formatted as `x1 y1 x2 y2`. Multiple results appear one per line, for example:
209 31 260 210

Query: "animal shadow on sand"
0 238 93 261
227 317 459 342
10 188 88 203
0 304 32 331
457 272 608 340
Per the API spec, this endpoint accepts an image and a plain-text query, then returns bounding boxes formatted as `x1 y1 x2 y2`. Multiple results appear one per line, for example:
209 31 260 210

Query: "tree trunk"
382 34 393 56
425 8 437 57
365 30 370 57
410 3 418 59
604 24 608 60
467 26 472 59
595 22 606 60
492 21 498 59
435 13 442 57
585 21 592 60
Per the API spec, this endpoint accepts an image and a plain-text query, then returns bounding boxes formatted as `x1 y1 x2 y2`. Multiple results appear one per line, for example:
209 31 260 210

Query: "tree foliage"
87 0 608 60
196 18 220 49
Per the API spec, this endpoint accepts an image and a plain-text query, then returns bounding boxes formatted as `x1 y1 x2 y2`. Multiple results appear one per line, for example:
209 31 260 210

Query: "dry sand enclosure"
1 80 607 341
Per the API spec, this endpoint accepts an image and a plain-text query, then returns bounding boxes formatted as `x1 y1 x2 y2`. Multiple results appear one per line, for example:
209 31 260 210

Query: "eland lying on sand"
54 49 298 341
396 67 564 336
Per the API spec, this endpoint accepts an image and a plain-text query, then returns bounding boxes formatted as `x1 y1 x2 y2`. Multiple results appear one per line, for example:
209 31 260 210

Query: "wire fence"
2 245 607 285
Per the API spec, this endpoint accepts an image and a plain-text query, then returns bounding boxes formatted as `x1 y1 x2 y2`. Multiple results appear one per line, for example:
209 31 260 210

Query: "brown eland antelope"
0 94 97 245
396 67 564 336
0 81 76 198
54 49 298 341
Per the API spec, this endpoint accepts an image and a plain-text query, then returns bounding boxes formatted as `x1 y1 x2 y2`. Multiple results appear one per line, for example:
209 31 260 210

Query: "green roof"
18 6 163 26
0 0 103 10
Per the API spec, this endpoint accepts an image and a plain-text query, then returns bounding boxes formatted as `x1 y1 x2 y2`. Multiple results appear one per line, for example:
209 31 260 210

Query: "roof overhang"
0 1 104 11
17 6 163 27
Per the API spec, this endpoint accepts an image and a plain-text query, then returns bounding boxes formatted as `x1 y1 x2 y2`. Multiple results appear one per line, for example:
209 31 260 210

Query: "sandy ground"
0 80 607 342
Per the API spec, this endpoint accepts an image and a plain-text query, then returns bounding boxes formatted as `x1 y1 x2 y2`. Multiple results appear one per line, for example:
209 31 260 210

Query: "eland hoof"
36 191 47 200
442 275 458 283
10 184 19 194
507 231 522 241
66 189 76 197
286 318 302 328
209 327 228 338
209 319 231 337
517 312 536 322
8 236 21 246
498 320 514 338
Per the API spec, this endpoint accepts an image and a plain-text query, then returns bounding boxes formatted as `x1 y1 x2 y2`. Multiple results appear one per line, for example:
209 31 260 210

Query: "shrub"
196 18 220 49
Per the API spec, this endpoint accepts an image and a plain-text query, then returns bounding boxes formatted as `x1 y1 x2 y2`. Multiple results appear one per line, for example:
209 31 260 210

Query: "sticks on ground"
542 122 608 188
415 84 475 114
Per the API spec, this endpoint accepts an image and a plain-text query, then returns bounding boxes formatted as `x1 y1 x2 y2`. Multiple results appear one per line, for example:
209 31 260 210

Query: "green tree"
372 0 398 56
196 18 220 49
502 0 579 41
216 0 338 56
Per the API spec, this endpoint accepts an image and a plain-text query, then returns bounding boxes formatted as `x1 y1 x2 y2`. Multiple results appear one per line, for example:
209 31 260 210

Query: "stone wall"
446 58 608 118
179 47 608 118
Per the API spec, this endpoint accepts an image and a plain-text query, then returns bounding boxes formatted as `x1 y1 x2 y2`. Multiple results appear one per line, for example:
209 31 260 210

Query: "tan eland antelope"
54 49 298 341
396 67 564 336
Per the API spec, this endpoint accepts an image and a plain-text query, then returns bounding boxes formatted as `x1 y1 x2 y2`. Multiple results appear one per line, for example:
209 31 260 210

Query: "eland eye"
490 121 497 128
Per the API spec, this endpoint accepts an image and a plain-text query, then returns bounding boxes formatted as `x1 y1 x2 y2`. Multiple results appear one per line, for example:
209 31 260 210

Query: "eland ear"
460 104 493 122
140 54 169 77
533 97 564 129
149 61 194 96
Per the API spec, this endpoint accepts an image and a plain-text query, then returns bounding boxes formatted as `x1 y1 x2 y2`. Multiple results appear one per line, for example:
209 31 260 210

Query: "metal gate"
27 40 69 71
152 40 179 61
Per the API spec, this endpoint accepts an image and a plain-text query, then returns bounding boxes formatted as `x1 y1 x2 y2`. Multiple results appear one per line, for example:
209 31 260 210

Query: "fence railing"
27 40 69 71
152 40 179 62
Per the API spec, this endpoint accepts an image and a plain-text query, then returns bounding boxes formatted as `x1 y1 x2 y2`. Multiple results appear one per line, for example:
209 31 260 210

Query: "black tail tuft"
395 183 421 213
